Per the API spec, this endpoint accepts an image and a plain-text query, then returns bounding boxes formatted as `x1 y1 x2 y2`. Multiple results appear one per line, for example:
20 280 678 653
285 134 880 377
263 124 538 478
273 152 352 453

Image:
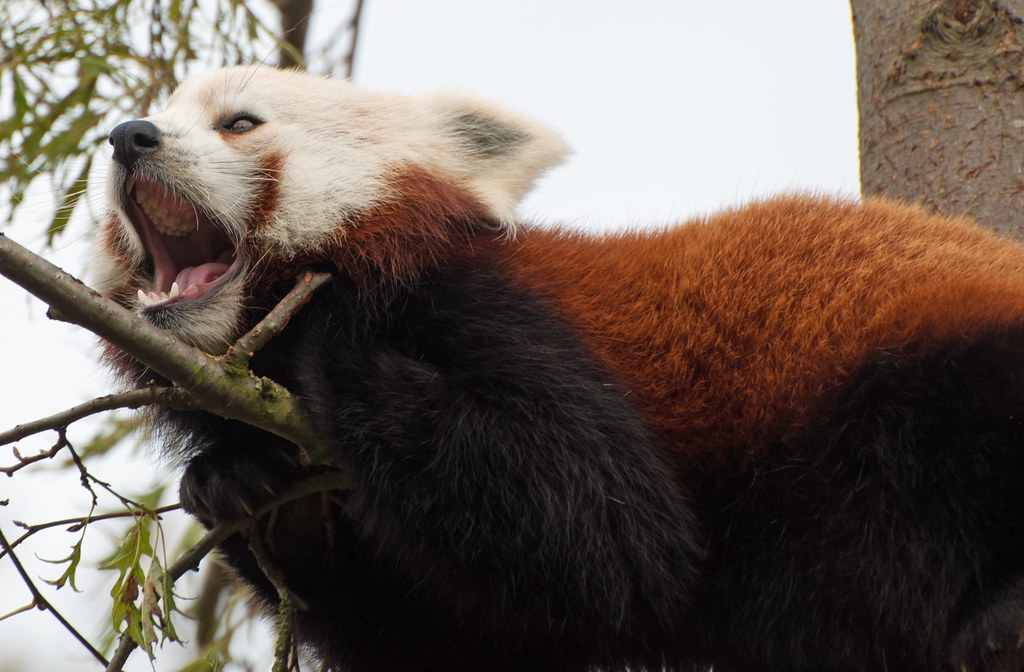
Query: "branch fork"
0 233 348 671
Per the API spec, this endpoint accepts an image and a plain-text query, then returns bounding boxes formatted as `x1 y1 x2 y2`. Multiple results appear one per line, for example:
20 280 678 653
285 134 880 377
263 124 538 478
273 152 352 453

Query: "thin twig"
0 386 189 449
1 433 66 476
247 530 310 613
2 504 182 559
224 269 332 369
65 437 101 507
0 601 36 622
104 470 352 672
0 526 110 667
249 530 305 672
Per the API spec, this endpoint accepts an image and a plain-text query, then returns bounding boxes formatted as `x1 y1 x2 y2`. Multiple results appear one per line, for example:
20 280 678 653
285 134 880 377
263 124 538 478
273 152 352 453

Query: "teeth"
137 285 181 308
134 184 195 237
125 175 136 192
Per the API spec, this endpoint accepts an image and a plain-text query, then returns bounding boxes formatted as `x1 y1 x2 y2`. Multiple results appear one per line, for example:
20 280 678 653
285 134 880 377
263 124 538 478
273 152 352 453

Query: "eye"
220 114 263 134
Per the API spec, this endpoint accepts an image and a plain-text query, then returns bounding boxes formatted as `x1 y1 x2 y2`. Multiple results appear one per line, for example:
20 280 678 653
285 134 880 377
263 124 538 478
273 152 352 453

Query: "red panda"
96 66 1024 672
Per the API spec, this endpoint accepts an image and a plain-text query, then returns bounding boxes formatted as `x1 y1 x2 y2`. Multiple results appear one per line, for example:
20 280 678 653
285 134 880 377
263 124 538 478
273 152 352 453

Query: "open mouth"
123 174 242 312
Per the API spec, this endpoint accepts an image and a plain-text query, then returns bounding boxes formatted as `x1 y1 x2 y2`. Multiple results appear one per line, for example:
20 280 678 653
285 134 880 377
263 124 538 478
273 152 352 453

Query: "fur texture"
96 66 1024 671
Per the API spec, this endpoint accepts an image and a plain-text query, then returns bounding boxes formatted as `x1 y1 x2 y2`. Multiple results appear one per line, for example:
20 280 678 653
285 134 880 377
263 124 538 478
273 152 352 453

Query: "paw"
949 589 1024 672
179 446 297 525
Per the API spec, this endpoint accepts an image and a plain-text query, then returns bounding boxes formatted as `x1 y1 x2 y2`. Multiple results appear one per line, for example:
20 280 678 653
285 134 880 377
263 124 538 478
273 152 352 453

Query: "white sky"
0 1 857 669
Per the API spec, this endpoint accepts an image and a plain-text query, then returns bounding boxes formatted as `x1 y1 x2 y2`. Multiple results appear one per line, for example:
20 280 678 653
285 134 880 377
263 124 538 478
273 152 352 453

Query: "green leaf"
142 556 181 648
98 509 187 658
175 651 227 672
102 521 153 637
47 155 93 243
1 0 289 242
39 537 85 592
11 68 29 121
76 415 142 460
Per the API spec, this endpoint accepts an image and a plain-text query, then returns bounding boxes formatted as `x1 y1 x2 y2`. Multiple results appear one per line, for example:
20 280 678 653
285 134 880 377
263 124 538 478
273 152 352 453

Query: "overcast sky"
0 2 857 669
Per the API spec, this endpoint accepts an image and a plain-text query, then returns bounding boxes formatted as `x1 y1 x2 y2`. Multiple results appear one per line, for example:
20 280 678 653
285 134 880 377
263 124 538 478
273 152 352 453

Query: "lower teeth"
138 282 182 307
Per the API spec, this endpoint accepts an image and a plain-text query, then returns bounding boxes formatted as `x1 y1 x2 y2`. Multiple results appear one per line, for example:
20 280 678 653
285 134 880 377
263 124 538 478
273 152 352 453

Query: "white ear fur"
418 92 571 227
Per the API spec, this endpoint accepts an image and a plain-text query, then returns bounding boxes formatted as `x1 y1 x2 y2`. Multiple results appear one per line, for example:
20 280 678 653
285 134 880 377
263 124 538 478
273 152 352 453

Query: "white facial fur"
121 66 567 250
97 66 569 351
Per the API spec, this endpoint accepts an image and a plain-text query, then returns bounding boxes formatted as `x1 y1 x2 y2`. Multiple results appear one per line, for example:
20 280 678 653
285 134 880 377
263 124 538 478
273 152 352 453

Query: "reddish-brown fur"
247 152 285 234
247 165 499 290
101 186 1024 474
509 196 1024 472
95 216 146 307
328 166 499 283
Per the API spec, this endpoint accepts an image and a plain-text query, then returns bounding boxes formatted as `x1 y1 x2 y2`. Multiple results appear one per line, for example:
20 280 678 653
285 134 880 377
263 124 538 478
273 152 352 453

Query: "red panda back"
510 196 1024 471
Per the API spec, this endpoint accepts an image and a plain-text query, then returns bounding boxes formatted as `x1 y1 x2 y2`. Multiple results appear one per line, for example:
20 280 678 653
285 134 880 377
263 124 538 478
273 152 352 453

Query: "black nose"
108 120 162 170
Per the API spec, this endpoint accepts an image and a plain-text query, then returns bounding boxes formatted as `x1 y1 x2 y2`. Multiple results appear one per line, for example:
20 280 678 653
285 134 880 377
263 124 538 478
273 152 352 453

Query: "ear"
418 91 571 228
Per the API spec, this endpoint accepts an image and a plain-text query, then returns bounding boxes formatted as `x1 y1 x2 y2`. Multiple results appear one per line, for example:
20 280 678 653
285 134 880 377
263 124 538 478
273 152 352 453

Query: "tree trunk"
852 0 1024 237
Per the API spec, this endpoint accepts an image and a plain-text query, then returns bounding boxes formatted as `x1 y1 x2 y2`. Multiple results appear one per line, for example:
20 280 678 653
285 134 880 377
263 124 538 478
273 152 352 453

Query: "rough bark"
852 0 1024 237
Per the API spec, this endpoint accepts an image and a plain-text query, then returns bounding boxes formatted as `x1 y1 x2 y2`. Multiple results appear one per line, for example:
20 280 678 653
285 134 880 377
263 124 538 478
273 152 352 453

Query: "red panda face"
95 66 568 352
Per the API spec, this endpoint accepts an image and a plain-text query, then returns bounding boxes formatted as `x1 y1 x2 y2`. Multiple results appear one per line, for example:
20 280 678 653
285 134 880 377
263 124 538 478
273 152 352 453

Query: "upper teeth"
134 184 195 237
138 282 181 307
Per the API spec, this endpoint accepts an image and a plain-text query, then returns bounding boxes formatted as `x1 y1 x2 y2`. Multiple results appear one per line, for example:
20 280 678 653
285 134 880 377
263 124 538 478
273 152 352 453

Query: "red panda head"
94 66 568 352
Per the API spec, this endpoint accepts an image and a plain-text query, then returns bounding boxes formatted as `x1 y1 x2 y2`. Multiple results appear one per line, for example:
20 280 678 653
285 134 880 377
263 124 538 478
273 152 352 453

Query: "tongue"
175 262 230 299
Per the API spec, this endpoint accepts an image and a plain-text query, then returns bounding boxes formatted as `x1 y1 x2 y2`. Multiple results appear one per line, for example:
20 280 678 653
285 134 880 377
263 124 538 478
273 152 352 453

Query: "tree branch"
0 233 335 461
249 530 305 672
0 387 187 451
1 430 69 476
0 526 111 667
224 269 332 370
2 504 181 559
